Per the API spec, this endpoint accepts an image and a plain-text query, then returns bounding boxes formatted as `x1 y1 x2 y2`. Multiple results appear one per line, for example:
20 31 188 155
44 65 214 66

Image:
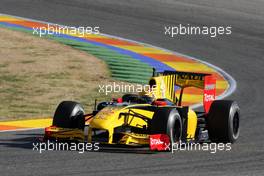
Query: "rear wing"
149 70 216 113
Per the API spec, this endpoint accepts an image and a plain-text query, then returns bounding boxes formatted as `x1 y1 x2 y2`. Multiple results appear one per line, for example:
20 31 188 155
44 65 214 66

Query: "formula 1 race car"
44 70 240 150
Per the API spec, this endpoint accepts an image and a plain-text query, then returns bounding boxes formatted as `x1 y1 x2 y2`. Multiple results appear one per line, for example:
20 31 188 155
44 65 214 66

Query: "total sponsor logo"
204 93 215 102
150 138 164 145
149 134 171 151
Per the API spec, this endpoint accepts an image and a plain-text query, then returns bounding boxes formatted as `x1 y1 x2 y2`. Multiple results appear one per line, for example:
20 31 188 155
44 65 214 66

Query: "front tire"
150 108 182 143
52 101 85 130
207 100 240 143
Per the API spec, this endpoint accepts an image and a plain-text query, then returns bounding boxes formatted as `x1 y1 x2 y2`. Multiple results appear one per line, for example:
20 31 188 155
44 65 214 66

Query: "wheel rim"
233 112 239 137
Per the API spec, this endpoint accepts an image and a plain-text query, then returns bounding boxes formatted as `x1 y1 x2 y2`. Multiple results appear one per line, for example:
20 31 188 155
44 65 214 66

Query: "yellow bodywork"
88 104 154 145
147 73 206 104
87 104 198 145
119 133 149 145
187 110 197 140
45 126 85 142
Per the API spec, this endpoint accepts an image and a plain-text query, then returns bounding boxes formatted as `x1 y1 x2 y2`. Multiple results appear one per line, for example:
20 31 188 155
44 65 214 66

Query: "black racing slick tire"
207 100 240 143
52 101 85 130
150 108 182 143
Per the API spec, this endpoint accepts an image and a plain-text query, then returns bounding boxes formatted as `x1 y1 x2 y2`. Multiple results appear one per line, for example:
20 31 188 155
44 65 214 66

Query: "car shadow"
0 133 158 154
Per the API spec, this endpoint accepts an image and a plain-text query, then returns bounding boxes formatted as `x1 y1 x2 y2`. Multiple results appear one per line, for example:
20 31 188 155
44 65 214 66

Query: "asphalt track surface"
0 0 264 175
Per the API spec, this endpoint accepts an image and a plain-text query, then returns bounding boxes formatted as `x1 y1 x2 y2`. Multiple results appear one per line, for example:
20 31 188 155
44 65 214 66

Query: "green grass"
0 63 8 68
20 60 36 64
0 74 24 83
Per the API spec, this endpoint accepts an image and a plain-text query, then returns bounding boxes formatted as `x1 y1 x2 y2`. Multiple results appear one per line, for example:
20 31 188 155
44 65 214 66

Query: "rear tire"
52 101 85 130
207 100 240 143
150 108 182 143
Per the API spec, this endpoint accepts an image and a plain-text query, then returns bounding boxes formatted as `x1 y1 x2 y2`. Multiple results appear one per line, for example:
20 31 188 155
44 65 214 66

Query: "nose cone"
90 106 125 130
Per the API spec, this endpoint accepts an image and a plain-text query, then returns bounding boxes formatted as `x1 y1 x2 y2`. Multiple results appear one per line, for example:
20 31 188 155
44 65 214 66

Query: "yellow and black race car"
44 70 240 150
